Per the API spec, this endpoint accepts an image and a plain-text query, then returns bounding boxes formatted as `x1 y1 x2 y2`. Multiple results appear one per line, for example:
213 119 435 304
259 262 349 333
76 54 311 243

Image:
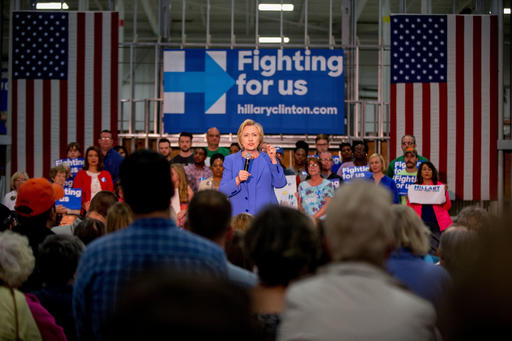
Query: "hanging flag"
390 15 498 201
10 11 119 179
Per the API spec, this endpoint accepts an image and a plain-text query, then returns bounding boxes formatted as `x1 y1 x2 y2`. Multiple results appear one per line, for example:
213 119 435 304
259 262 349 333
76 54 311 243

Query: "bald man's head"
206 127 221 150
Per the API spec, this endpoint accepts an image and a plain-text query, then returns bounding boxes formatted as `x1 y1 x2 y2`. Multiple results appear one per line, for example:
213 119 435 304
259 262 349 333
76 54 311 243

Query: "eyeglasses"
401 141 414 146
308 163 320 167
100 137 112 140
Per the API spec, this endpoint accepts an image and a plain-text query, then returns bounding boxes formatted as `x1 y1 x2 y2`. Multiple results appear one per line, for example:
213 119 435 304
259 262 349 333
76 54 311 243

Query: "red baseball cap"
15 178 64 217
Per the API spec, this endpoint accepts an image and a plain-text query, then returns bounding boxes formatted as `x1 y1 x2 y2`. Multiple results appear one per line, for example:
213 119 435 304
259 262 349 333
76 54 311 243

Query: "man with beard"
172 132 194 165
387 135 428 178
395 148 419 205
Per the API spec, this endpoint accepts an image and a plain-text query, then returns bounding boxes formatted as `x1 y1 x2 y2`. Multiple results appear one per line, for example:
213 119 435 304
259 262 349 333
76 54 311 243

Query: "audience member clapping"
278 181 438 341
386 205 451 310
245 206 319 341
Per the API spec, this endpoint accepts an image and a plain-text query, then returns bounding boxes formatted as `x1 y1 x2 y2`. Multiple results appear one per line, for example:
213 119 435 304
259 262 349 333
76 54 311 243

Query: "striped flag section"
390 15 498 201
10 11 119 179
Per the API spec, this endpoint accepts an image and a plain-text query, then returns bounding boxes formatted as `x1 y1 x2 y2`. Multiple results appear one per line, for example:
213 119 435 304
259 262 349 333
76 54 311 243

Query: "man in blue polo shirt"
98 130 124 183
73 150 228 341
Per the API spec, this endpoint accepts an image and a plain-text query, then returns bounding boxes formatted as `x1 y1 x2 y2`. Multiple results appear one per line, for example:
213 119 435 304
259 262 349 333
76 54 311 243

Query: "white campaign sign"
274 175 298 208
408 185 446 204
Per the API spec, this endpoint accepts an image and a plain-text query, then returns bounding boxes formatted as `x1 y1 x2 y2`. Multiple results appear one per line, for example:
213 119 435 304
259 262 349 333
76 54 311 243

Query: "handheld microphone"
244 152 252 171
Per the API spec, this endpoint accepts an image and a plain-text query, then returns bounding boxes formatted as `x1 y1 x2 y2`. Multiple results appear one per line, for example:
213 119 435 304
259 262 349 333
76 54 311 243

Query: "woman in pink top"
408 161 452 253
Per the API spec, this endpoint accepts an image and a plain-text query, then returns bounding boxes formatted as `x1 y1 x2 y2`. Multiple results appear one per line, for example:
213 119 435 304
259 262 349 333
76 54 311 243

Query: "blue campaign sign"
56 187 82 210
55 158 84 178
394 174 417 196
163 49 344 134
341 166 371 182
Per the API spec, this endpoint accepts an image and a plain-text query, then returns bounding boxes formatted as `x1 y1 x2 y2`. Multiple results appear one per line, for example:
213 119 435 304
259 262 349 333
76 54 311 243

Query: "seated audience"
278 181 438 341
245 205 319 341
438 225 477 277
31 235 85 341
231 212 253 233
73 219 105 245
456 205 489 231
105 202 133 234
386 205 451 310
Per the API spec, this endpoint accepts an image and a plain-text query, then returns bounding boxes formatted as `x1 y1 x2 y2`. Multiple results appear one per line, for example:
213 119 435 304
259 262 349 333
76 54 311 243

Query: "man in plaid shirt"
73 150 228 340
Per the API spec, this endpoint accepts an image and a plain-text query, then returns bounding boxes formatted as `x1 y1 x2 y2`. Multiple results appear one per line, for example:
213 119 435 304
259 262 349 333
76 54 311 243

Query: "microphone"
244 152 252 171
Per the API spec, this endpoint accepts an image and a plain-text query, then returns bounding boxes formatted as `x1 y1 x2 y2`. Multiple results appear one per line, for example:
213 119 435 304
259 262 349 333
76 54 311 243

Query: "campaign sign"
408 185 446 204
56 188 82 210
394 174 417 196
341 166 370 182
329 178 341 189
55 158 84 178
274 175 298 208
163 49 344 134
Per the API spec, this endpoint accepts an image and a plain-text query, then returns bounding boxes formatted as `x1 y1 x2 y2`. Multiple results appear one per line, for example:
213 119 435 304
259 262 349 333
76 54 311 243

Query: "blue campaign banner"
394 174 417 196
55 158 84 178
163 49 344 134
56 188 82 210
341 166 371 182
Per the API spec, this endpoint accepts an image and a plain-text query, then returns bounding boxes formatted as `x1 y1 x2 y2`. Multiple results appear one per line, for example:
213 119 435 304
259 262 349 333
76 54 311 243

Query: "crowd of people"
0 120 509 341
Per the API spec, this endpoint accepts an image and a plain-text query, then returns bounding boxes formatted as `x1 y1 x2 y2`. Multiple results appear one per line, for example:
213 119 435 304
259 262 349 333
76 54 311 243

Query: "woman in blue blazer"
220 119 287 216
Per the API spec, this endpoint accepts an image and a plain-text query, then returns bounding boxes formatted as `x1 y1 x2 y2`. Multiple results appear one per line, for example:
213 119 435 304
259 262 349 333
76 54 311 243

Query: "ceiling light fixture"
259 36 290 44
258 4 294 12
36 2 69 10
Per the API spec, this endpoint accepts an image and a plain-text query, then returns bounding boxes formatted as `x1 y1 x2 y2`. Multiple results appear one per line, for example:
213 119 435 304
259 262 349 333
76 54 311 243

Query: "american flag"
390 15 498 201
10 11 119 179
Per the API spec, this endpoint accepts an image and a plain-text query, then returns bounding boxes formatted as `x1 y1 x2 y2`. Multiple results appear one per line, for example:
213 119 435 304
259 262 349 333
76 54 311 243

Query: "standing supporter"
395 147 419 204
31 235 85 341
50 165 69 187
408 161 452 253
219 119 286 216
0 231 42 340
105 202 133 234
318 151 342 182
98 130 123 183
386 205 451 311
113 146 128 158
286 140 309 182
186 190 257 288
185 147 212 192
73 146 114 211
73 150 228 340
387 134 428 178
50 165 79 226
66 142 82 159
73 219 105 245
352 140 369 166
171 132 194 165
199 153 224 191
206 127 230 159
278 181 438 341
455 206 489 231
297 158 335 219
245 206 319 341
368 153 399 204
13 178 62 292
229 142 241 154
314 134 341 173
3 171 29 210
171 164 194 227
339 142 355 168
157 138 173 162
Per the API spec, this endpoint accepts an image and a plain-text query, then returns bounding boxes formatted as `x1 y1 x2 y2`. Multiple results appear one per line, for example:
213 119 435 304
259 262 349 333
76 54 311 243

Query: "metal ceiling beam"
355 0 369 21
141 0 159 37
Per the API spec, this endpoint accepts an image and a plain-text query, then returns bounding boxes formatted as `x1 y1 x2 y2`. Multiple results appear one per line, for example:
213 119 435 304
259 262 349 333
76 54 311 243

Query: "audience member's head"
0 231 35 288
226 230 253 272
66 142 82 159
325 181 394 267
245 206 319 286
339 142 353 162
106 202 133 234
187 190 231 242
456 206 489 231
231 213 253 233
38 234 85 286
158 138 172 159
438 225 477 276
15 178 62 228
10 171 29 191
73 218 105 245
84 145 105 171
50 165 70 186
104 270 255 341
230 142 241 154
120 150 173 215
391 205 430 256
171 163 190 203
87 190 118 222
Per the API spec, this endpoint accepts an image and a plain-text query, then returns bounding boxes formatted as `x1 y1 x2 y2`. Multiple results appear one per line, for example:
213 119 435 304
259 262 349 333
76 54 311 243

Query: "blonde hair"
237 119 264 150
0 231 35 288
10 171 29 190
391 205 430 256
231 213 254 233
171 164 190 204
368 153 386 173
106 202 133 234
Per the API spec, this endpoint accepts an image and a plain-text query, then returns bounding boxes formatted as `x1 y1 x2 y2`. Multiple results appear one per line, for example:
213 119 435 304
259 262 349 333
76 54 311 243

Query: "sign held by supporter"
408 185 446 205
163 49 344 134
394 174 417 195
56 187 82 210
55 158 84 178
341 166 370 182
274 175 298 208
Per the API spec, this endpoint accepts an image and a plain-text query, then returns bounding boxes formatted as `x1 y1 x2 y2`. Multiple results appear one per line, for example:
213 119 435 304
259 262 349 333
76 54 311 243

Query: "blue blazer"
220 151 287 216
